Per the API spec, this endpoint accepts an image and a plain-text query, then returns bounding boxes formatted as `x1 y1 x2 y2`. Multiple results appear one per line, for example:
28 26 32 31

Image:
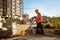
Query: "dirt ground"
1 35 60 40
1 25 60 40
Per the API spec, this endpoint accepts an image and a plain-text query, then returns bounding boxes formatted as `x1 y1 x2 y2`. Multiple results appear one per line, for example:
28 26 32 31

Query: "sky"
23 0 60 18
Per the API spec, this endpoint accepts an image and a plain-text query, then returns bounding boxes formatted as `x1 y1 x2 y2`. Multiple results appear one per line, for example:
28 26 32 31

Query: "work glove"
33 16 37 21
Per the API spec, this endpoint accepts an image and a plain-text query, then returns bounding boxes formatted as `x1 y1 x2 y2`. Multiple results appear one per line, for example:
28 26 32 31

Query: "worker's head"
35 9 39 13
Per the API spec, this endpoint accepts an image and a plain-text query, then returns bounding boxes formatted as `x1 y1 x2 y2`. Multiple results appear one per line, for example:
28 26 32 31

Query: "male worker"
35 9 44 34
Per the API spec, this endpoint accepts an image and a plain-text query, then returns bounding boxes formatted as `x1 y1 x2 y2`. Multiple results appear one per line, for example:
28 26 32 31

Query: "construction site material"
54 29 60 35
12 23 36 37
0 22 2 29
12 22 17 35
0 27 12 37
44 29 55 36
15 30 26 37
12 22 27 36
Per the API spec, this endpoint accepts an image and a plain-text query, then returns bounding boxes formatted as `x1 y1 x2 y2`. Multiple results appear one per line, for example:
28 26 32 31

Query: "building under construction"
0 0 22 19
0 0 7 17
0 0 23 37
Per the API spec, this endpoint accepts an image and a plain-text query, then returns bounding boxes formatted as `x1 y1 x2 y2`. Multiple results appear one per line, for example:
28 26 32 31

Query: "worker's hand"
33 19 36 21
34 16 37 18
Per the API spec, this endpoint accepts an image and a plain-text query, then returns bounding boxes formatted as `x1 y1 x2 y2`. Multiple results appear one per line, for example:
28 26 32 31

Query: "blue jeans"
36 22 44 34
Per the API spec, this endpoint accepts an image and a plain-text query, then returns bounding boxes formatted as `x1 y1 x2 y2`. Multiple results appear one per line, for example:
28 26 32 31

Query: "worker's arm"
36 13 41 20
33 13 41 21
33 16 37 21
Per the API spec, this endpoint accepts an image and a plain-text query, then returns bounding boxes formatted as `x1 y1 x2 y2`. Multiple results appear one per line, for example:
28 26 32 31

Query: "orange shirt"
36 16 43 22
36 13 43 23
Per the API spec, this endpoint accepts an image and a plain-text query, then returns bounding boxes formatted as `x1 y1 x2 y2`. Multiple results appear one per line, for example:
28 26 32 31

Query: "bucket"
14 30 26 36
20 30 26 36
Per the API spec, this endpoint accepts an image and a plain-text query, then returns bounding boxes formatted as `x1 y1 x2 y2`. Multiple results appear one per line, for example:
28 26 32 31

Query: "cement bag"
16 24 22 34
12 22 17 35
0 22 2 29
